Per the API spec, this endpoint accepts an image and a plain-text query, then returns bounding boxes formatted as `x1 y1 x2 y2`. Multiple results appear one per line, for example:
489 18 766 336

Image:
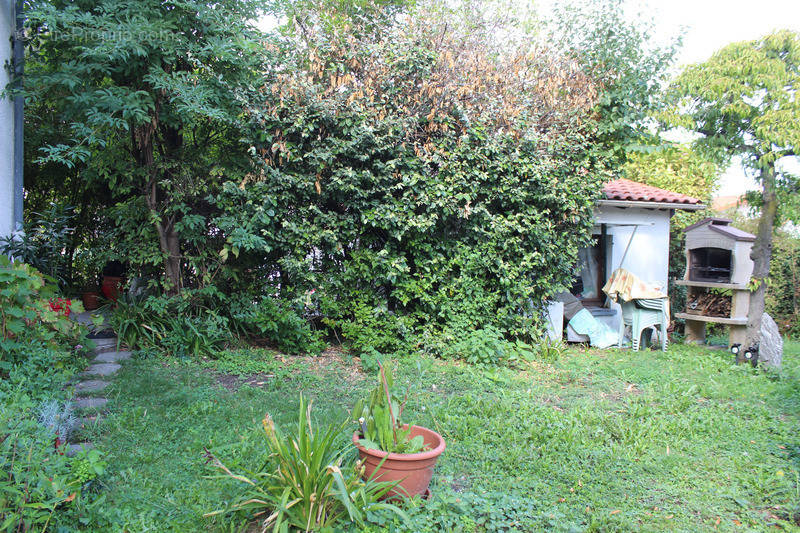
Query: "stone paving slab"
81 363 121 377
93 350 131 363
75 380 110 393
74 310 112 332
92 339 119 354
66 442 94 457
75 397 108 410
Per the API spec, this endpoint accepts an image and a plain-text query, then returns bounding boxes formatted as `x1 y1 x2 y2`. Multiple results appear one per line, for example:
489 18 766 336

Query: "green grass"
81 342 800 532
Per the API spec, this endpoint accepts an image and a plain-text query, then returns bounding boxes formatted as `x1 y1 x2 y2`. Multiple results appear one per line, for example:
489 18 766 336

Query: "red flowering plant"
49 298 73 318
1 258 89 373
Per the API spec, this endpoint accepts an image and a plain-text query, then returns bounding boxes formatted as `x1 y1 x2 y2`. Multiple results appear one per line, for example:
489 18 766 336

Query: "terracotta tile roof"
602 178 703 205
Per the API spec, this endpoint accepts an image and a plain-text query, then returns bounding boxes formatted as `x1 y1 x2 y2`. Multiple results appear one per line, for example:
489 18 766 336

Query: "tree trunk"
741 164 778 361
156 217 182 294
134 120 182 295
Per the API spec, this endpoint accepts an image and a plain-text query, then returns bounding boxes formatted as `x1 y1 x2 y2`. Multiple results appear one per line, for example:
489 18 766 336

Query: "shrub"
430 327 536 367
206 396 406 532
158 315 230 358
0 203 76 289
230 296 325 356
0 394 104 531
766 234 800 337
203 2 605 349
107 292 234 356
0 259 90 390
105 293 161 351
0 264 103 531
323 296 413 359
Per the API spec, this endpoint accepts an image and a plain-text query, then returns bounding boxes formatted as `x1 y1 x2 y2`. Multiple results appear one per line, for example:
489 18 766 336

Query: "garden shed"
572 178 706 309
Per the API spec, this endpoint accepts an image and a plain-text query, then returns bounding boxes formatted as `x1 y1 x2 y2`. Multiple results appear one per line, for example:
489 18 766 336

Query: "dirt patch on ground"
539 395 566 412
211 371 278 391
600 382 643 402
209 345 364 391
450 474 471 493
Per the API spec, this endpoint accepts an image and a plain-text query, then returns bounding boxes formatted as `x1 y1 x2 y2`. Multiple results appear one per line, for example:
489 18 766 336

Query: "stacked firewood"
686 292 731 318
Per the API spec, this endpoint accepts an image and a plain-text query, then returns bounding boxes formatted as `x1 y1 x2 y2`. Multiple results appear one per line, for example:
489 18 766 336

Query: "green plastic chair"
618 298 669 351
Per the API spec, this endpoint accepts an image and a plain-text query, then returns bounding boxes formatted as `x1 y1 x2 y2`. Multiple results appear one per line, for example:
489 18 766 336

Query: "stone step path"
92 338 119 354
93 350 131 363
68 342 130 456
74 396 109 411
67 442 94 457
82 363 121 377
75 379 110 393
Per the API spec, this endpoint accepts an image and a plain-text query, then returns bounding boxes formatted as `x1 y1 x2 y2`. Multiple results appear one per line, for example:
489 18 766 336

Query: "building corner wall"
594 206 672 291
0 0 16 239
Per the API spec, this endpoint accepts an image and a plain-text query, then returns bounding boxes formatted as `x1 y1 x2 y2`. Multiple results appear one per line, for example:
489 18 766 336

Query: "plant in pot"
81 282 101 311
351 362 445 500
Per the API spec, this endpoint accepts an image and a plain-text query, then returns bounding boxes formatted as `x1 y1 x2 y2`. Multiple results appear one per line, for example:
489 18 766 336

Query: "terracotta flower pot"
101 276 123 302
353 424 445 500
82 291 100 311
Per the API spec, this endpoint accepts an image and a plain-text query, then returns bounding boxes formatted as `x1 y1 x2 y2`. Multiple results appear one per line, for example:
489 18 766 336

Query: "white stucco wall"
594 206 673 292
0 0 15 238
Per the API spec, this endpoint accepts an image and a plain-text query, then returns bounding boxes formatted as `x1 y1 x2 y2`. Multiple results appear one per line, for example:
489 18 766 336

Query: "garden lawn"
81 342 800 532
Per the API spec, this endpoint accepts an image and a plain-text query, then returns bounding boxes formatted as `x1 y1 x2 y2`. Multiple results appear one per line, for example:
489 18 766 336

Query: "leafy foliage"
664 30 800 348
1 399 79 532
206 396 406 532
0 258 89 377
107 292 231 356
548 0 682 162
24 0 270 292
230 296 325 356
105 293 160 351
430 326 538 367
228 2 605 346
0 263 103 531
18 0 686 355
664 30 800 184
0 204 76 289
0 393 106 532
623 146 718 209
766 233 800 337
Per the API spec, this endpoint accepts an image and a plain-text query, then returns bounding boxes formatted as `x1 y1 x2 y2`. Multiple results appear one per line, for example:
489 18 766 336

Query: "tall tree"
548 0 681 163
664 30 800 355
24 0 269 293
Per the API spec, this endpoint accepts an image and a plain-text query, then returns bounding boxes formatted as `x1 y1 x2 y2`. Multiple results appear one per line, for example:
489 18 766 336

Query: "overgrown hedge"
20 0 608 354
767 234 800 337
209 14 605 351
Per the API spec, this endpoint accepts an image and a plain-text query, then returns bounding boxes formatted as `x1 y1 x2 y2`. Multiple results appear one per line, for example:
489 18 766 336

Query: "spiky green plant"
206 396 407 532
